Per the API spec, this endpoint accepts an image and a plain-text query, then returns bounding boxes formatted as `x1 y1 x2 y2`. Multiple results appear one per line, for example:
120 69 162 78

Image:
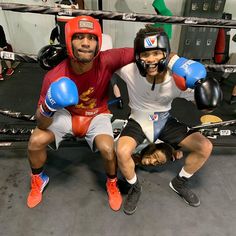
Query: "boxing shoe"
27 172 49 208
106 177 122 211
169 175 200 207
0 74 4 81
123 179 142 215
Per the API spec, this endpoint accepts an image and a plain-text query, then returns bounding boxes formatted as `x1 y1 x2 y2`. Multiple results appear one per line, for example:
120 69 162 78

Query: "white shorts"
48 109 113 151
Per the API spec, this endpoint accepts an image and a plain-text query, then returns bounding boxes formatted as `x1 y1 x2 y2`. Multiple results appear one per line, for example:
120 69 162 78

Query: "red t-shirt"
38 48 134 114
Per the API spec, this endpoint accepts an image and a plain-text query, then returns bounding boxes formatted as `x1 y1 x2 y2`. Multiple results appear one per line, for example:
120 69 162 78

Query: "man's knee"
99 142 115 161
28 130 52 151
116 145 132 164
203 138 213 156
196 137 213 159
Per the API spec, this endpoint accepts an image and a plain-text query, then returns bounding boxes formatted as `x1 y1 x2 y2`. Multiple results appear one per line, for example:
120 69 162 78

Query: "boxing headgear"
65 15 102 60
134 31 170 77
37 44 67 70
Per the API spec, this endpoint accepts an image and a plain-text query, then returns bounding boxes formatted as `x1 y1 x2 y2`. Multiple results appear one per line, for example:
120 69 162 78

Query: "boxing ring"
0 2 235 147
0 2 236 236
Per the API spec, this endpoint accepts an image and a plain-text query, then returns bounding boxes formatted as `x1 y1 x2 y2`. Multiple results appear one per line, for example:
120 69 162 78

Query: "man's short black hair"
135 24 164 39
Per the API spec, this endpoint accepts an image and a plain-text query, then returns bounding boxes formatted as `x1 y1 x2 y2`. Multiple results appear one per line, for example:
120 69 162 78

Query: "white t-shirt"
116 63 194 113
116 63 194 142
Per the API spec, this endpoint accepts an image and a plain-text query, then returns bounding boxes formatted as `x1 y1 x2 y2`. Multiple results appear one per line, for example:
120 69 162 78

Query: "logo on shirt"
149 113 159 121
144 36 157 48
76 87 96 109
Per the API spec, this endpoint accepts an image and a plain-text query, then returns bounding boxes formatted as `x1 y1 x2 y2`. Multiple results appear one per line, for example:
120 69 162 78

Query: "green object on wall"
152 0 172 39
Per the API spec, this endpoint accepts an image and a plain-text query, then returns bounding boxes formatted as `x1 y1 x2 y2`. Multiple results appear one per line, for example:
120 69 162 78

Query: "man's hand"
168 55 207 90
40 77 79 117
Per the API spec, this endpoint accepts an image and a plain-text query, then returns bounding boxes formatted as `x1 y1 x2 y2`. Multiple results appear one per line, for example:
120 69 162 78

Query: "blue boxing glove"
40 77 79 117
168 55 206 90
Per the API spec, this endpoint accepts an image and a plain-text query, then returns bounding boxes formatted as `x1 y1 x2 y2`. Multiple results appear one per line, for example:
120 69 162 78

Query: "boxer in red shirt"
27 15 134 211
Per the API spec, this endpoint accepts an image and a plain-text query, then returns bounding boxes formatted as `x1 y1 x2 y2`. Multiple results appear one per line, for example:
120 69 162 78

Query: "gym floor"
0 63 235 236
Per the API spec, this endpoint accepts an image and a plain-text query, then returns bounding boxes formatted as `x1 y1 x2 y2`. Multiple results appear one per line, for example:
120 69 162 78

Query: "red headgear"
65 15 102 60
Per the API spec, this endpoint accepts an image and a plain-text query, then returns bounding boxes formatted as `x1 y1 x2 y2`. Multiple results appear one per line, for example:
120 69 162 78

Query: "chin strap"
151 76 156 91
144 63 158 91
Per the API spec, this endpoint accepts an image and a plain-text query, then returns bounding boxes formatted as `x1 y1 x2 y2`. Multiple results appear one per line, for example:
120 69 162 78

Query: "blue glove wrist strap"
39 104 54 118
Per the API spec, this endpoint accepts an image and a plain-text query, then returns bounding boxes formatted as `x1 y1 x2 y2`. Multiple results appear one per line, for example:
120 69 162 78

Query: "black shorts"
120 117 191 149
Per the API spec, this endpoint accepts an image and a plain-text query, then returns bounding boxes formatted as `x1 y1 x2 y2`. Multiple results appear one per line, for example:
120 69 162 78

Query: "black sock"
107 174 117 180
31 167 44 175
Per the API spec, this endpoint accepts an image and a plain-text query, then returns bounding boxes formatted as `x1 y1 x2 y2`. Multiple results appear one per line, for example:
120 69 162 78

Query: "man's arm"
35 108 53 130
168 55 222 110
36 77 79 130
168 55 207 90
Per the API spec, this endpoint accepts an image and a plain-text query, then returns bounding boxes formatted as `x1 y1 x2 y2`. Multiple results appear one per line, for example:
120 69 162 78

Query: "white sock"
126 174 137 185
179 167 193 179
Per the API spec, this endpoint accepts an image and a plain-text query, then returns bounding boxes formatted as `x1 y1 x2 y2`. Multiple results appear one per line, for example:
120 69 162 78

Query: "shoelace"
108 181 119 195
31 176 41 193
175 180 196 198
127 185 140 202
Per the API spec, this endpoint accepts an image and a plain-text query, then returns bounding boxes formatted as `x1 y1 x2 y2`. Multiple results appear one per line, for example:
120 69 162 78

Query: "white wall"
0 0 236 55
224 1 236 54
0 0 55 54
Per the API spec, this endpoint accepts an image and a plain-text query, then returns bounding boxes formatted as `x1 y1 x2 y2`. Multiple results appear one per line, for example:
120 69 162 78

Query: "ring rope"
1 3 236 29
1 50 236 73
0 115 235 141
191 119 236 130
1 106 235 129
0 108 235 144
0 108 36 121
0 127 33 135
0 127 235 144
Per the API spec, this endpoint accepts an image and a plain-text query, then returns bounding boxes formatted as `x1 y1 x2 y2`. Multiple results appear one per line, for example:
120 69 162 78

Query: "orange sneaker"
106 178 122 211
27 172 49 208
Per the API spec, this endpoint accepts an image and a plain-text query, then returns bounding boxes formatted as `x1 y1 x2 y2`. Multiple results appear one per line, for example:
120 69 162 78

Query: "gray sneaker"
169 175 200 207
123 180 142 215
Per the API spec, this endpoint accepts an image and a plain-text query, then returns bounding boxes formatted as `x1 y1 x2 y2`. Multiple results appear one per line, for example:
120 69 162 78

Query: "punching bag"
152 0 173 39
214 13 232 64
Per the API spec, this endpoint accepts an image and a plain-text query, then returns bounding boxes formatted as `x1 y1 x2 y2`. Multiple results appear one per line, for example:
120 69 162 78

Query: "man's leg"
94 134 122 211
5 60 14 76
169 132 212 207
27 128 54 208
117 136 142 215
